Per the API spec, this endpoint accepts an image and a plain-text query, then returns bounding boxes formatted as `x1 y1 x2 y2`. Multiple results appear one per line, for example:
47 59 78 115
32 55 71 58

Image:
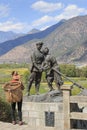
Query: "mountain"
43 15 87 64
0 19 66 56
0 31 23 43
0 16 87 64
28 28 41 34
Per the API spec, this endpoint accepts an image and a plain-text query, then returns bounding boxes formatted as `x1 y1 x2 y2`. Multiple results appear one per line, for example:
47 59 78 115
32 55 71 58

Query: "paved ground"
0 121 34 130
0 121 54 130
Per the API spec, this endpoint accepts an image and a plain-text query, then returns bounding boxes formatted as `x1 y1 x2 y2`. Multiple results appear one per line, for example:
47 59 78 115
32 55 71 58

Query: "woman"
3 71 24 125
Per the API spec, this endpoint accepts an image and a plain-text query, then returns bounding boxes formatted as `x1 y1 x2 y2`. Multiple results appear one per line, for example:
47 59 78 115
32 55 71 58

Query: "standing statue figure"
42 47 63 92
26 42 44 96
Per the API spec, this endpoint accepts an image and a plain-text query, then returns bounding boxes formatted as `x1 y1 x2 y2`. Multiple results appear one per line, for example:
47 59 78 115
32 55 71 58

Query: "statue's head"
36 42 44 50
36 42 43 46
42 47 49 55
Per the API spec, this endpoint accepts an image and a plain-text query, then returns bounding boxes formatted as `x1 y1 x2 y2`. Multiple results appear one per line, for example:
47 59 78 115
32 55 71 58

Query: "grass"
26 82 49 95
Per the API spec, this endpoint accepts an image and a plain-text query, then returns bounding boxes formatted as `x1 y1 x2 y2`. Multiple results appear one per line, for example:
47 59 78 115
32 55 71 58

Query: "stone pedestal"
22 90 64 130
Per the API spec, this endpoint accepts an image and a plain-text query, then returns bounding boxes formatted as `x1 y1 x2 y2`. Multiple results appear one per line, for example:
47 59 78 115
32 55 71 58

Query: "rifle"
52 67 84 90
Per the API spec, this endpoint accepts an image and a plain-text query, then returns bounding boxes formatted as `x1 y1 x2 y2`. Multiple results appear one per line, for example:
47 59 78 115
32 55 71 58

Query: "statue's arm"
31 53 41 70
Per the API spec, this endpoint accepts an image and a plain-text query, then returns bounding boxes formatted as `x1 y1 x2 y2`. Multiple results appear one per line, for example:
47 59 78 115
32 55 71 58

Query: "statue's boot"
35 85 40 95
48 82 54 91
25 92 30 96
26 80 33 96
56 84 63 95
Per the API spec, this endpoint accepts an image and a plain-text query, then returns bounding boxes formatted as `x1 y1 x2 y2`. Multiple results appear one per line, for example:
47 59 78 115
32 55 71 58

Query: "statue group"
26 42 63 96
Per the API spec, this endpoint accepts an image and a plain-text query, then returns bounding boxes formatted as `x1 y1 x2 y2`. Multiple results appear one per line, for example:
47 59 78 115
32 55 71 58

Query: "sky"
0 0 87 33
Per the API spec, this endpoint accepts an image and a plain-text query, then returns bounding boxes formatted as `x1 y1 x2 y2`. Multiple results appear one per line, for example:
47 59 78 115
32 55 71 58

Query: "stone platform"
23 90 63 102
22 90 64 130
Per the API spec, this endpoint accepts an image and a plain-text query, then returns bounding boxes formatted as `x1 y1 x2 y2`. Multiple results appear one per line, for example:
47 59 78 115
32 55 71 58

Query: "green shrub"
0 97 11 122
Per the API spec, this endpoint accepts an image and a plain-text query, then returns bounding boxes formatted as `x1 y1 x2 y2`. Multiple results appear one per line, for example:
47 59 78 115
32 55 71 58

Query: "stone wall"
22 102 64 130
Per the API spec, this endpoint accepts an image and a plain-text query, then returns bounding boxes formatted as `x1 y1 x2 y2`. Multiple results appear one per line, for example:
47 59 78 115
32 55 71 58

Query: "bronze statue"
42 47 63 92
26 42 44 96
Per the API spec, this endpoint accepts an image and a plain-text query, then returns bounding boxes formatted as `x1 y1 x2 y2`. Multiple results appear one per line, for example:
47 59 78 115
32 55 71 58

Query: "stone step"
0 121 61 130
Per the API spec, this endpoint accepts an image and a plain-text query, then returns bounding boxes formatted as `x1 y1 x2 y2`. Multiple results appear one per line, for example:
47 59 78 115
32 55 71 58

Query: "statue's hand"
42 67 46 71
39 67 43 72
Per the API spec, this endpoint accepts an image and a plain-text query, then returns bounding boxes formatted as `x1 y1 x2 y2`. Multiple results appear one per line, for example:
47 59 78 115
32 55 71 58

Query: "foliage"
0 97 11 122
59 64 76 77
0 63 87 78
0 63 29 69
81 66 87 77
60 64 87 78
71 87 81 95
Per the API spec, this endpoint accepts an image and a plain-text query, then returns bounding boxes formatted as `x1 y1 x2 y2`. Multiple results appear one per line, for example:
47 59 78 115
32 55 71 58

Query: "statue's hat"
36 42 43 46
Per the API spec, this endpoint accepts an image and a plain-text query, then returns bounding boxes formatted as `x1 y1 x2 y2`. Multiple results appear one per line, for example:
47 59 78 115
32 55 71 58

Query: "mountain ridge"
28 28 41 34
0 31 23 43
0 15 87 64
0 19 65 56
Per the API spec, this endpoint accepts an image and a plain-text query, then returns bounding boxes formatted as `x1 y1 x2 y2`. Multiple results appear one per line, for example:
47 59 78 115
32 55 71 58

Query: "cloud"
31 4 87 28
32 15 53 26
54 4 87 21
31 0 63 13
0 3 87 33
0 4 10 18
0 21 28 32
62 4 87 18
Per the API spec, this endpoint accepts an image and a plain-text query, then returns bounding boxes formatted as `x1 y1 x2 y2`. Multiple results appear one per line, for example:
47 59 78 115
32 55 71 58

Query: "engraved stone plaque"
45 111 55 127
